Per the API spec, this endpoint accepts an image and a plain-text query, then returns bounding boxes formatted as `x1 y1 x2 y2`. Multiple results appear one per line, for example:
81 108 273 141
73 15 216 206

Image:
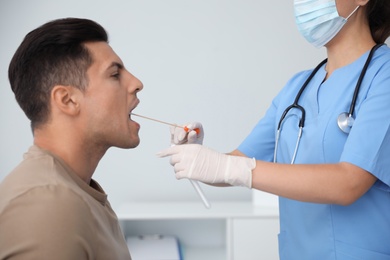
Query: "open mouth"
128 110 133 120
128 110 140 129
129 111 137 121
129 100 140 120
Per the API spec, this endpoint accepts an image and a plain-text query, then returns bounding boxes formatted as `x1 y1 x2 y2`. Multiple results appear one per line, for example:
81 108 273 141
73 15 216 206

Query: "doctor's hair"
366 0 390 43
8 17 108 131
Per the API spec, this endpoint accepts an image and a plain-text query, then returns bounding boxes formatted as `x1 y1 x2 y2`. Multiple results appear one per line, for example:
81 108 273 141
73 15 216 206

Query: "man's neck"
33 127 107 184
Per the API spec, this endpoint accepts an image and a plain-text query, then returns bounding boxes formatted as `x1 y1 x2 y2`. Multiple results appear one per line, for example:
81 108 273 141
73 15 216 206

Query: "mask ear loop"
344 5 360 20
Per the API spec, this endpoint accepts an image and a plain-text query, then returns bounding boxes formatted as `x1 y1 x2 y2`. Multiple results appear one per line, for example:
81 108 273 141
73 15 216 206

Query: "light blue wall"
0 0 326 209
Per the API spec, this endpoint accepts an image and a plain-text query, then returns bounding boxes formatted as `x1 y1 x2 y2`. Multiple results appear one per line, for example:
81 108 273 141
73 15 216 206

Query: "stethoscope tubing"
348 43 383 116
276 59 327 131
274 43 383 164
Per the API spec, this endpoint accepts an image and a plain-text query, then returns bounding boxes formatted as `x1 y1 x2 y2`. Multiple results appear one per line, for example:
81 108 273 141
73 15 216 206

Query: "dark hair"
366 0 390 43
8 18 108 130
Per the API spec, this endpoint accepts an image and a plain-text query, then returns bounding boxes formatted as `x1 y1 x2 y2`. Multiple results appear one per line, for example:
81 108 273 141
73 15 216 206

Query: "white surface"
231 218 279 260
116 201 279 220
183 247 225 260
127 235 181 260
118 202 279 259
253 190 279 208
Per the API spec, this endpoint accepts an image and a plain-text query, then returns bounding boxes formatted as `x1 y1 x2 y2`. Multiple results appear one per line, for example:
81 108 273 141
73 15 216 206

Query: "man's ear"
51 85 81 116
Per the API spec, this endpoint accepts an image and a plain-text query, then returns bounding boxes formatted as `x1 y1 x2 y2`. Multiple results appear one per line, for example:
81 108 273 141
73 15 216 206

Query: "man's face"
81 41 143 150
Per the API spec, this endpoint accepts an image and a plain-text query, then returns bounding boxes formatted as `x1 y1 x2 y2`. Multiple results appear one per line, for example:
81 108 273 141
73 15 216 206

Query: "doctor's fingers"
172 163 190 180
157 146 180 158
187 131 199 144
158 146 189 167
169 153 183 166
170 126 188 145
186 122 203 133
164 152 191 179
158 144 203 161
169 152 195 168
186 122 204 144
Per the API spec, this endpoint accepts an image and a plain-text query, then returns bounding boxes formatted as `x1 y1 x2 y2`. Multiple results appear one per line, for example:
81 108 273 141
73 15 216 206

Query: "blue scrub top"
238 45 390 259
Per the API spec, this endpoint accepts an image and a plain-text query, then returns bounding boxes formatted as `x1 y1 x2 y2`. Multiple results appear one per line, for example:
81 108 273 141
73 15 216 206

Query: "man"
0 18 143 259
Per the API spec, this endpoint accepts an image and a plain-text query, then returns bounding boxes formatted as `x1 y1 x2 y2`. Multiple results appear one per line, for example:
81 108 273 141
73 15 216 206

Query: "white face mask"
294 0 360 48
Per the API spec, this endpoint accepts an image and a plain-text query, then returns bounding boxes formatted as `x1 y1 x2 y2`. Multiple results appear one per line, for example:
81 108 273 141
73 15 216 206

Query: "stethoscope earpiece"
337 112 354 134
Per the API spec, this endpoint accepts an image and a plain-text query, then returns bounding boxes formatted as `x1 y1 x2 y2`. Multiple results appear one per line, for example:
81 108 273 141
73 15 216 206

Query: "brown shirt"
0 145 131 259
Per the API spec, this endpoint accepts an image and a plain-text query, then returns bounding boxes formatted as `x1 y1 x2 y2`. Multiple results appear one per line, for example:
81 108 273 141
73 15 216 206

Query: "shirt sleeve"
340 58 390 190
237 99 277 161
237 70 310 162
0 185 98 259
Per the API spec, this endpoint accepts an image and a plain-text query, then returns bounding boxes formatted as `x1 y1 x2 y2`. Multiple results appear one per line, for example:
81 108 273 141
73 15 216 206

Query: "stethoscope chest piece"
337 112 354 134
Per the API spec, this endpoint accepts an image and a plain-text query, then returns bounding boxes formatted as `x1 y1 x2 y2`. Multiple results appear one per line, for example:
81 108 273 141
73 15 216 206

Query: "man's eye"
112 73 120 79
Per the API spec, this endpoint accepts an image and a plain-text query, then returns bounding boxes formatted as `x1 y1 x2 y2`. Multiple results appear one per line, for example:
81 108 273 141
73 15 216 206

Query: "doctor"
158 0 390 258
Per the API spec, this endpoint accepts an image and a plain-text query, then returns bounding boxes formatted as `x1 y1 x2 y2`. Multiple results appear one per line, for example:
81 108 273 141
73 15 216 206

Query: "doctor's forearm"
250 161 377 206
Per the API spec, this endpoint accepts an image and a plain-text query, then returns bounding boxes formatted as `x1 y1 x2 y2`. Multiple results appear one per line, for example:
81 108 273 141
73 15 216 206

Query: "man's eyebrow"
107 62 124 70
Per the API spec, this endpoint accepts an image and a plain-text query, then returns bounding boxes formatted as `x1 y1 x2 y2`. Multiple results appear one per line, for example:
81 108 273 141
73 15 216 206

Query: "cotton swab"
131 113 211 209
131 113 200 134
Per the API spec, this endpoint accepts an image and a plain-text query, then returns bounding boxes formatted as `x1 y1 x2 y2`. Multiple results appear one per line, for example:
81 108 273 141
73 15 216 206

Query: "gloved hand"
157 144 256 188
170 122 204 145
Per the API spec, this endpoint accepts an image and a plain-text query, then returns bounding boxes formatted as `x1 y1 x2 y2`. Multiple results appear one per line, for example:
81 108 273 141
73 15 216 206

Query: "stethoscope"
274 43 383 164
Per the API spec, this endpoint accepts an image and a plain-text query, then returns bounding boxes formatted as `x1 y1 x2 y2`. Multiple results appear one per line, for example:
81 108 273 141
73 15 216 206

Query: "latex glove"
170 122 204 145
157 144 255 188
